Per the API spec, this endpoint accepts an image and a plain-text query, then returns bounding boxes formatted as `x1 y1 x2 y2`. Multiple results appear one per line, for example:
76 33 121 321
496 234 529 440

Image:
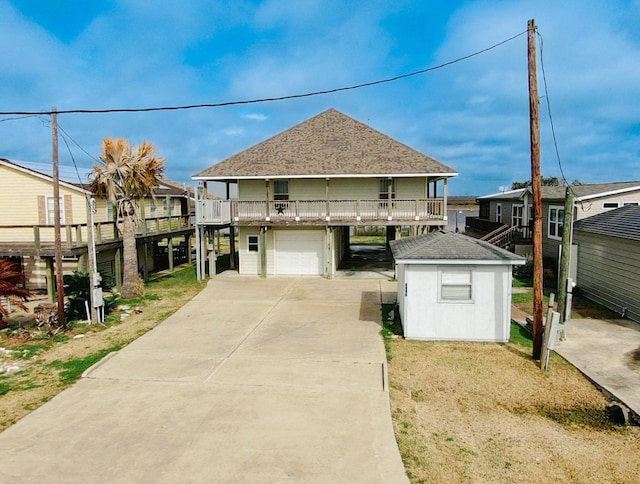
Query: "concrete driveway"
556 317 640 422
0 274 407 483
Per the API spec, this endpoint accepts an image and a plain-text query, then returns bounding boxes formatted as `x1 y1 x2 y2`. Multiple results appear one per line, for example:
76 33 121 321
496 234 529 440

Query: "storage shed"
573 204 640 323
389 232 525 342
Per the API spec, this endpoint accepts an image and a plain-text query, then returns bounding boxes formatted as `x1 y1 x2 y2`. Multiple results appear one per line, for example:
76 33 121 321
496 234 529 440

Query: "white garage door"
275 230 324 275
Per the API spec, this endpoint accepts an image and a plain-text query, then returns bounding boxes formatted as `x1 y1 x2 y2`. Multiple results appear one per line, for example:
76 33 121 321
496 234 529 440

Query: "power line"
0 114 41 123
537 31 573 195
57 124 102 165
0 30 527 116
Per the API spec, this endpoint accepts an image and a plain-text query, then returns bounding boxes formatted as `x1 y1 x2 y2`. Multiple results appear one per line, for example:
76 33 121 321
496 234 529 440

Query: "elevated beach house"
0 158 194 295
192 108 458 278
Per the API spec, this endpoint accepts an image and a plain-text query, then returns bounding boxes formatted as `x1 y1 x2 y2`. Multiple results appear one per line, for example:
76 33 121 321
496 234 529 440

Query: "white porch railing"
196 199 231 224
195 199 445 225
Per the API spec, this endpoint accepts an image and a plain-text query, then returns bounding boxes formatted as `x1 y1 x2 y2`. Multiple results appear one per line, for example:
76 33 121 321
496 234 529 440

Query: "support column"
259 226 267 278
142 242 149 281
229 226 236 269
115 247 122 292
443 178 448 219
195 226 202 279
168 237 174 272
78 252 88 272
207 229 216 277
45 257 55 303
185 234 192 266
325 226 333 279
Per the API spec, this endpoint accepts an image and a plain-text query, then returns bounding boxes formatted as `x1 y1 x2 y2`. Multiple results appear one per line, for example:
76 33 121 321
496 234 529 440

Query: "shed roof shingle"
389 232 525 262
573 204 640 241
193 108 457 179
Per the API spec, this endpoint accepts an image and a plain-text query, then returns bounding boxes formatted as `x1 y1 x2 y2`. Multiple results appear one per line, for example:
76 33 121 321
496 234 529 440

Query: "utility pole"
52 107 65 327
528 20 544 360
557 186 574 323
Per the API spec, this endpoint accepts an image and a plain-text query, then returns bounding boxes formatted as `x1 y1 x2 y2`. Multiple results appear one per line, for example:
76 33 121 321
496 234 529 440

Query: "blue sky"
1 0 639 195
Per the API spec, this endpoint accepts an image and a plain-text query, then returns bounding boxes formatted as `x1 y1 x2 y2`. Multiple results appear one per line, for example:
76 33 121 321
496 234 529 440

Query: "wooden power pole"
52 107 65 326
528 20 544 360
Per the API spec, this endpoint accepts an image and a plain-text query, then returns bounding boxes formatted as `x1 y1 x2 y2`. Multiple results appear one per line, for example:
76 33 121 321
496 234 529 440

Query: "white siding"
399 264 513 342
290 179 325 200
327 178 378 200
396 177 426 199
576 191 640 220
575 230 640 323
238 180 266 200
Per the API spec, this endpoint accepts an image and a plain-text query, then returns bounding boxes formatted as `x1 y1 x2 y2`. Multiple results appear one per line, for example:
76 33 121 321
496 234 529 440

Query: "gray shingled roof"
541 182 640 200
479 182 640 201
574 204 640 241
389 232 525 263
193 108 457 179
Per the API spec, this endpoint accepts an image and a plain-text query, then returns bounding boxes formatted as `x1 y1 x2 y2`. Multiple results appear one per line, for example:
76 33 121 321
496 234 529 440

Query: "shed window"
441 270 472 301
247 235 259 252
548 206 564 240
273 180 289 201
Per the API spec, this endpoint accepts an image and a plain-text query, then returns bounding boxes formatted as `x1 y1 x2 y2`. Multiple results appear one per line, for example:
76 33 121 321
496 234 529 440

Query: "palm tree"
0 259 30 325
90 138 165 298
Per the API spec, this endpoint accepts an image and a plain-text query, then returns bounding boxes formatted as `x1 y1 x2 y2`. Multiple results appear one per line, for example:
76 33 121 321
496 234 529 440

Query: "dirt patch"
388 340 640 483
625 347 640 370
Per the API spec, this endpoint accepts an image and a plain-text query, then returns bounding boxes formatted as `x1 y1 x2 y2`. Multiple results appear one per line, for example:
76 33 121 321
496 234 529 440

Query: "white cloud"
242 113 267 121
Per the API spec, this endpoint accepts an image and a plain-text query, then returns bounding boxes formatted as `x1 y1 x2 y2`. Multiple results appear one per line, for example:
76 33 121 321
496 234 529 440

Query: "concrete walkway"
0 274 407 483
556 317 640 422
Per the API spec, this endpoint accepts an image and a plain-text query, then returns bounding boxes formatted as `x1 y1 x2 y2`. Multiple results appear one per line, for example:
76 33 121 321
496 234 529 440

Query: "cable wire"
0 30 527 116
537 31 576 198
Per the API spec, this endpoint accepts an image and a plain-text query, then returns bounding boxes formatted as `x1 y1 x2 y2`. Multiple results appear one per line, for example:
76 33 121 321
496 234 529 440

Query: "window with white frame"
512 204 524 227
163 197 176 215
440 269 473 301
150 199 157 217
623 202 639 206
379 178 396 199
107 201 115 221
247 235 259 252
548 206 564 240
495 203 502 223
273 180 289 201
46 196 64 225
602 201 619 209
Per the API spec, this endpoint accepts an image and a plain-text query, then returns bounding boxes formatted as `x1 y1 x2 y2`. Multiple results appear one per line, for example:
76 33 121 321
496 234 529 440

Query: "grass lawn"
0 265 205 431
383 308 640 483
350 235 387 245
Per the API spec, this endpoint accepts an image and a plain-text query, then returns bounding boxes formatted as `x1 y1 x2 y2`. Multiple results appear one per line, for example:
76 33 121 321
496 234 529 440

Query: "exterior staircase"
480 224 520 249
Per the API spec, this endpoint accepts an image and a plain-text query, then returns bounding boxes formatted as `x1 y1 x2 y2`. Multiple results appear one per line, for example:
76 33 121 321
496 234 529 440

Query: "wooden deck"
197 199 447 226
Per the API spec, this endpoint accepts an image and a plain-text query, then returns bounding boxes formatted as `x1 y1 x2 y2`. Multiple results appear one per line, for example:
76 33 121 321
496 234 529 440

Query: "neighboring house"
390 232 525 342
573 205 640 324
470 182 640 262
192 108 458 278
0 158 194 294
